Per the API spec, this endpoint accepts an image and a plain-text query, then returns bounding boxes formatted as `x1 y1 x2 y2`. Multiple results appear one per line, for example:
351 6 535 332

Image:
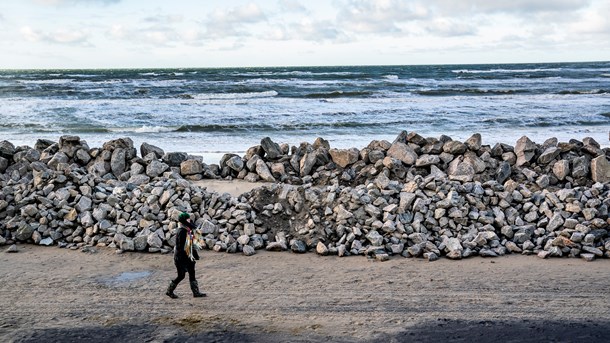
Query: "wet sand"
1 245 609 342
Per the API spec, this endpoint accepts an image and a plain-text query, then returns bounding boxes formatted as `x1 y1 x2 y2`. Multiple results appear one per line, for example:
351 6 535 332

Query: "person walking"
166 212 206 298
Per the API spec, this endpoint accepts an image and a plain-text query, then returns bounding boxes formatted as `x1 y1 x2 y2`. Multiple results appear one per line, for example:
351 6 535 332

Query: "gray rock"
15 224 34 241
39 237 54 246
48 152 69 170
147 232 163 249
505 241 522 253
329 148 359 168
120 238 135 251
316 242 329 255
537 147 560 164
252 159 273 182
514 136 537 166
237 235 250 246
423 252 438 262
591 156 610 183
134 235 148 251
465 133 482 151
448 157 475 182
479 249 498 257
180 159 203 176
110 148 126 177
261 137 283 160
291 240 307 253
443 141 467 155
128 174 150 185
387 142 417 165
366 230 383 246
226 156 244 172
6 244 18 253
553 160 570 180
0 140 16 159
445 237 463 256
547 213 564 232
140 142 164 159
580 253 596 262
162 152 188 167
266 242 287 251
75 196 92 212
572 156 589 178
146 160 170 177
242 245 256 256
415 154 441 167
581 245 603 257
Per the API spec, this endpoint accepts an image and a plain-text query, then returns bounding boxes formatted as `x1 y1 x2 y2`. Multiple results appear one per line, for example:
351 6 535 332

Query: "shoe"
166 280 179 299
190 280 207 298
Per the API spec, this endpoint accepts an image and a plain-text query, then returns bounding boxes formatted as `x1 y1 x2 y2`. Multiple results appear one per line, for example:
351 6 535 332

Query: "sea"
1 61 609 164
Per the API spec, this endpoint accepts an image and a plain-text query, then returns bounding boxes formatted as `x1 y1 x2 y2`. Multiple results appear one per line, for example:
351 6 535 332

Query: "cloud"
20 25 91 45
278 0 308 13
429 0 592 15
205 3 267 38
424 18 477 37
268 19 344 41
337 0 429 34
33 0 120 5
143 14 184 24
107 24 182 46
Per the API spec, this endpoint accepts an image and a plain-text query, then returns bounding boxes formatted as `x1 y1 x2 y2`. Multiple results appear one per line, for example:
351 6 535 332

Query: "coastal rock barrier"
1 132 609 261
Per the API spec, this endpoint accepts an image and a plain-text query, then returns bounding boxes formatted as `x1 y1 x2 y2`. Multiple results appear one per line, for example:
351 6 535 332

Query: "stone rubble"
0 132 609 262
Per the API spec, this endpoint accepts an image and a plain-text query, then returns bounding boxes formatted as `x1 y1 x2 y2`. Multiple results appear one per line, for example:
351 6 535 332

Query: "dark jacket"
174 222 199 263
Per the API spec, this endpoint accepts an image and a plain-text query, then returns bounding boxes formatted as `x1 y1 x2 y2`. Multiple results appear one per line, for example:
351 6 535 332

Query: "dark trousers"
173 259 196 284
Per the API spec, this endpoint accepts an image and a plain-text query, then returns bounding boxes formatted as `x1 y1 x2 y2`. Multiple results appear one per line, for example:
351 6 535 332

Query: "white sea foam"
452 68 563 74
383 75 399 80
19 79 74 84
107 126 177 133
192 90 279 100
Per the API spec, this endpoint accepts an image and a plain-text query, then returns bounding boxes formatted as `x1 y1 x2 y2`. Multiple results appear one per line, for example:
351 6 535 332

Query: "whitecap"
107 126 177 133
383 75 399 80
192 90 279 100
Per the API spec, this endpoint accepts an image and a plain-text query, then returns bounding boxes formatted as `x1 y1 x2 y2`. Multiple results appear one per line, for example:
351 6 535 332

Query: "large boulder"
387 142 417 165
140 142 164 159
514 136 537 166
162 152 188 167
261 137 283 160
591 156 610 183
329 148 359 168
111 148 127 177
147 160 170 177
0 140 16 159
180 159 203 176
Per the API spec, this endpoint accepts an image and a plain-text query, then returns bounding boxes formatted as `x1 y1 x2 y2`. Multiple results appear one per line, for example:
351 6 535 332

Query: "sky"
0 0 609 68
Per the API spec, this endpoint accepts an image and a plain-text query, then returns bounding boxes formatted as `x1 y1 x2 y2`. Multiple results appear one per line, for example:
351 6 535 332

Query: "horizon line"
1 60 609 71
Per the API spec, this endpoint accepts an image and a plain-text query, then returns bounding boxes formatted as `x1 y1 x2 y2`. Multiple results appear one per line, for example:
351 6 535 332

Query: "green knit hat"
178 212 189 223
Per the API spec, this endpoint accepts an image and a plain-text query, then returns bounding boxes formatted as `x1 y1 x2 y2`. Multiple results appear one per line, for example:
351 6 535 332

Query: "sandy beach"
1 244 609 343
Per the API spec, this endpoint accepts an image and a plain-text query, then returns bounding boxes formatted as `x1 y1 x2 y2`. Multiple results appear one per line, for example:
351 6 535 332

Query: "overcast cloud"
0 0 607 68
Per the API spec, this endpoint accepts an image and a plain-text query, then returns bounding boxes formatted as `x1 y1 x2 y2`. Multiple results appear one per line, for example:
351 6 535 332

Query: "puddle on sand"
114 271 152 282
99 271 152 285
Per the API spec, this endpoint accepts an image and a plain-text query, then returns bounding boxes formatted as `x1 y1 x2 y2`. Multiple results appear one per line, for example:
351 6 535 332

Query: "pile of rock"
0 132 609 262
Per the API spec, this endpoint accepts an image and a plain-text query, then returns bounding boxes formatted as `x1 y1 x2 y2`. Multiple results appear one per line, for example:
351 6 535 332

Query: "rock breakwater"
1 132 609 261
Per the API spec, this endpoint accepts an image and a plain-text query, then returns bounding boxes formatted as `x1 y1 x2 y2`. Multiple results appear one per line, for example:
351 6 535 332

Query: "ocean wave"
173 120 408 133
557 89 609 95
107 126 177 133
191 90 279 100
452 68 563 74
18 79 75 84
383 75 399 80
303 90 374 98
415 88 524 96
601 74 610 78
